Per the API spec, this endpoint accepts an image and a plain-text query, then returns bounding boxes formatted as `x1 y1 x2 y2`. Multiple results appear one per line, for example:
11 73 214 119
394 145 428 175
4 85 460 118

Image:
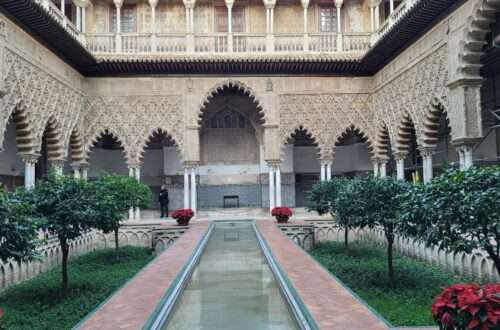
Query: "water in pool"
165 222 299 329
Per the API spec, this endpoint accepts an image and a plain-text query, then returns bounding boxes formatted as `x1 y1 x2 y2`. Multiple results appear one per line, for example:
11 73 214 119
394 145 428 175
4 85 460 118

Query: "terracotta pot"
276 216 290 223
176 217 191 226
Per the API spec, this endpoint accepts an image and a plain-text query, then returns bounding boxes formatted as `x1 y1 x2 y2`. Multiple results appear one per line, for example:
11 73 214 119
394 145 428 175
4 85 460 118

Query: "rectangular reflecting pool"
165 222 299 330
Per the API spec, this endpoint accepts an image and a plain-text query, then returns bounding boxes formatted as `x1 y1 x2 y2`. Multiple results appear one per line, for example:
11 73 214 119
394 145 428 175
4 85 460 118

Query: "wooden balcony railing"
373 0 419 44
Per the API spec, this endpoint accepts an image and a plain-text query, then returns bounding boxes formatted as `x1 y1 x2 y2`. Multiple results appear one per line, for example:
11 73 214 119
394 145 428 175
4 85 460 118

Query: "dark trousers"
160 203 169 218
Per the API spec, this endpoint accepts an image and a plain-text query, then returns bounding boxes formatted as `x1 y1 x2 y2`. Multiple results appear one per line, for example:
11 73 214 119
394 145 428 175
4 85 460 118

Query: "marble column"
389 0 394 14
149 0 158 51
61 0 65 16
128 166 135 220
82 6 86 32
76 6 81 31
184 167 190 209
72 163 81 179
268 165 275 211
379 161 387 178
372 160 380 177
21 154 39 190
375 5 380 29
455 143 475 170
113 0 123 52
420 148 435 184
394 153 407 181
320 163 326 182
335 0 343 51
190 166 197 213
275 166 282 207
326 161 332 181
301 0 309 50
80 164 88 180
135 167 141 220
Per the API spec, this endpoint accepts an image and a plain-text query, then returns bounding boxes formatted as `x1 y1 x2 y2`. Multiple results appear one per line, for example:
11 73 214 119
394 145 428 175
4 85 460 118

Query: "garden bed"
0 246 154 330
310 241 474 327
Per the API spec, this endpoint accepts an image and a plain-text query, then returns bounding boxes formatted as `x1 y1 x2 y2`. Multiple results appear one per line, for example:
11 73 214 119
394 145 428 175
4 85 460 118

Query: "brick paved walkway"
77 222 210 330
257 221 391 330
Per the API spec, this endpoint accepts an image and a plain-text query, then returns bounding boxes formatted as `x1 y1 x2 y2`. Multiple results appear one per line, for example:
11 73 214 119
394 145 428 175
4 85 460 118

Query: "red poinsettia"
171 209 194 220
432 284 500 330
272 207 293 223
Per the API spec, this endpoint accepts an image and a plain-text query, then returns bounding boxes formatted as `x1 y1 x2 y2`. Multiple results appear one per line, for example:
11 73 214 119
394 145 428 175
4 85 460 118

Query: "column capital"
113 0 124 8
334 0 344 8
148 0 159 8
225 0 235 8
266 160 281 168
73 0 90 8
320 158 333 166
126 161 142 170
447 77 484 90
393 151 408 161
183 0 196 9
300 0 310 9
418 147 436 158
369 0 382 7
19 153 40 164
451 138 481 149
262 0 276 9
50 159 66 168
183 161 199 169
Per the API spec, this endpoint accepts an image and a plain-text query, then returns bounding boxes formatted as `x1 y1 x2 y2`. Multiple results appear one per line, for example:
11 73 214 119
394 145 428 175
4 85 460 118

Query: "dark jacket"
159 188 169 205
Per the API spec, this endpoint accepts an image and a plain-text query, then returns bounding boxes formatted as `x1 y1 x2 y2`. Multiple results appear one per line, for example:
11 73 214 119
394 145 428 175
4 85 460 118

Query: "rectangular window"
319 6 337 33
215 7 245 32
110 5 137 33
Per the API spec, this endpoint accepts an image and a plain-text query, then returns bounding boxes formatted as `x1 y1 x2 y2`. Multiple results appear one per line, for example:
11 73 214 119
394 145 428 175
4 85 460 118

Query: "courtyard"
1 0 500 328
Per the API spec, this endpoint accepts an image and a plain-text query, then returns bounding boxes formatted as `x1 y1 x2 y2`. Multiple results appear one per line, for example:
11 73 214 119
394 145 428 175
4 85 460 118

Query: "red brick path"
257 221 391 330
78 222 210 330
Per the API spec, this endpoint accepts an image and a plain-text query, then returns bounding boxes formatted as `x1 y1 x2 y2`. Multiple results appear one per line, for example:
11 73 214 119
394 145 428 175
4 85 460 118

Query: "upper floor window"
319 6 337 33
110 5 137 33
215 7 246 33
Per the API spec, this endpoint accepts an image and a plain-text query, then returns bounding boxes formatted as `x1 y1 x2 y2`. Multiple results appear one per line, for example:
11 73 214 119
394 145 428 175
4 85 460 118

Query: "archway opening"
376 124 396 176
396 114 421 181
88 131 127 178
0 110 29 190
286 127 320 207
35 118 63 180
333 126 372 177
478 12 500 166
141 129 183 216
199 85 264 209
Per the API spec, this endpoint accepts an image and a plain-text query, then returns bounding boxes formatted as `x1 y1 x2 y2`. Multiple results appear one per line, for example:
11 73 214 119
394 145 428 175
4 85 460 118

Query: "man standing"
159 184 169 218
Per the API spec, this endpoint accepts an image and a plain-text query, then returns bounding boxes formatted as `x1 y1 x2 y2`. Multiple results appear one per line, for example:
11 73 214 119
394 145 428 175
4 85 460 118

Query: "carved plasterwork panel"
279 93 375 159
83 95 184 164
0 49 84 158
373 46 449 154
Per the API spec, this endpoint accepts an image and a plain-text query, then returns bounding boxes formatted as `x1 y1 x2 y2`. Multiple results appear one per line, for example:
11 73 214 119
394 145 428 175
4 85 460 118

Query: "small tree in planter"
432 284 500 330
402 167 500 277
272 207 293 223
172 209 194 226
0 189 39 263
31 174 97 293
357 176 411 286
93 175 152 260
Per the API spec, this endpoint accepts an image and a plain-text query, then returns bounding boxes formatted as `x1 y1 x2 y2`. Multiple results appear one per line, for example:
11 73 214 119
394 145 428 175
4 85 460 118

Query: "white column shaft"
190 168 197 212
76 7 81 30
458 149 465 169
303 7 308 33
82 7 86 32
24 162 35 189
464 147 474 169
270 8 274 33
423 155 433 184
276 167 282 207
396 159 405 181
336 7 342 33
326 163 332 181
184 168 190 209
128 167 135 220
73 167 81 179
151 7 156 33
390 0 394 13
190 8 195 33
185 8 190 32
134 167 141 220
320 164 326 182
380 162 387 178
375 6 380 28
373 162 379 177
116 6 121 33
61 0 65 15
370 7 375 32
81 167 88 181
269 167 275 211
227 5 232 33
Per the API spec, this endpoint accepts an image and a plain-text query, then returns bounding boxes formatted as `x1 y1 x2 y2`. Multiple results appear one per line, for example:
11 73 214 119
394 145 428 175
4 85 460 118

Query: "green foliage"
93 175 152 234
308 178 367 247
0 246 154 330
311 241 474 327
353 176 411 284
402 166 500 276
308 180 338 216
31 174 98 292
0 189 39 263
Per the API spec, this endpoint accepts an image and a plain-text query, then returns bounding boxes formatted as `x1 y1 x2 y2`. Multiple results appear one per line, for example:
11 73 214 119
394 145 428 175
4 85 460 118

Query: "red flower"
271 207 293 218
441 312 454 326
171 209 194 220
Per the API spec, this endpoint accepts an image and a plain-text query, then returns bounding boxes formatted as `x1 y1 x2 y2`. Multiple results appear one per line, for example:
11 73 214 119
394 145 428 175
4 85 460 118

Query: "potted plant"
432 284 500 330
172 208 194 226
272 207 293 223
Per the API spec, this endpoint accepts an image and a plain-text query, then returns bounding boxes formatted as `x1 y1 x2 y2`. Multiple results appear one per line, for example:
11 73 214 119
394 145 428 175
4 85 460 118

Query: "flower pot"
276 216 290 223
176 217 191 226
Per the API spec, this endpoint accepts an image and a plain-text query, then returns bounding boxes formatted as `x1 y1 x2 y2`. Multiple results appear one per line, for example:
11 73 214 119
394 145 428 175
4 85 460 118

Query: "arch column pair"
372 157 388 178
320 159 333 182
127 162 141 220
71 162 89 180
183 162 199 213
267 160 281 211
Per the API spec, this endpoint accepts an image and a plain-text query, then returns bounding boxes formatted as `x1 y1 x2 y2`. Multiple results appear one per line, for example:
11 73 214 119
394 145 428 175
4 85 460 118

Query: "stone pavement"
76 222 210 330
257 221 391 330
